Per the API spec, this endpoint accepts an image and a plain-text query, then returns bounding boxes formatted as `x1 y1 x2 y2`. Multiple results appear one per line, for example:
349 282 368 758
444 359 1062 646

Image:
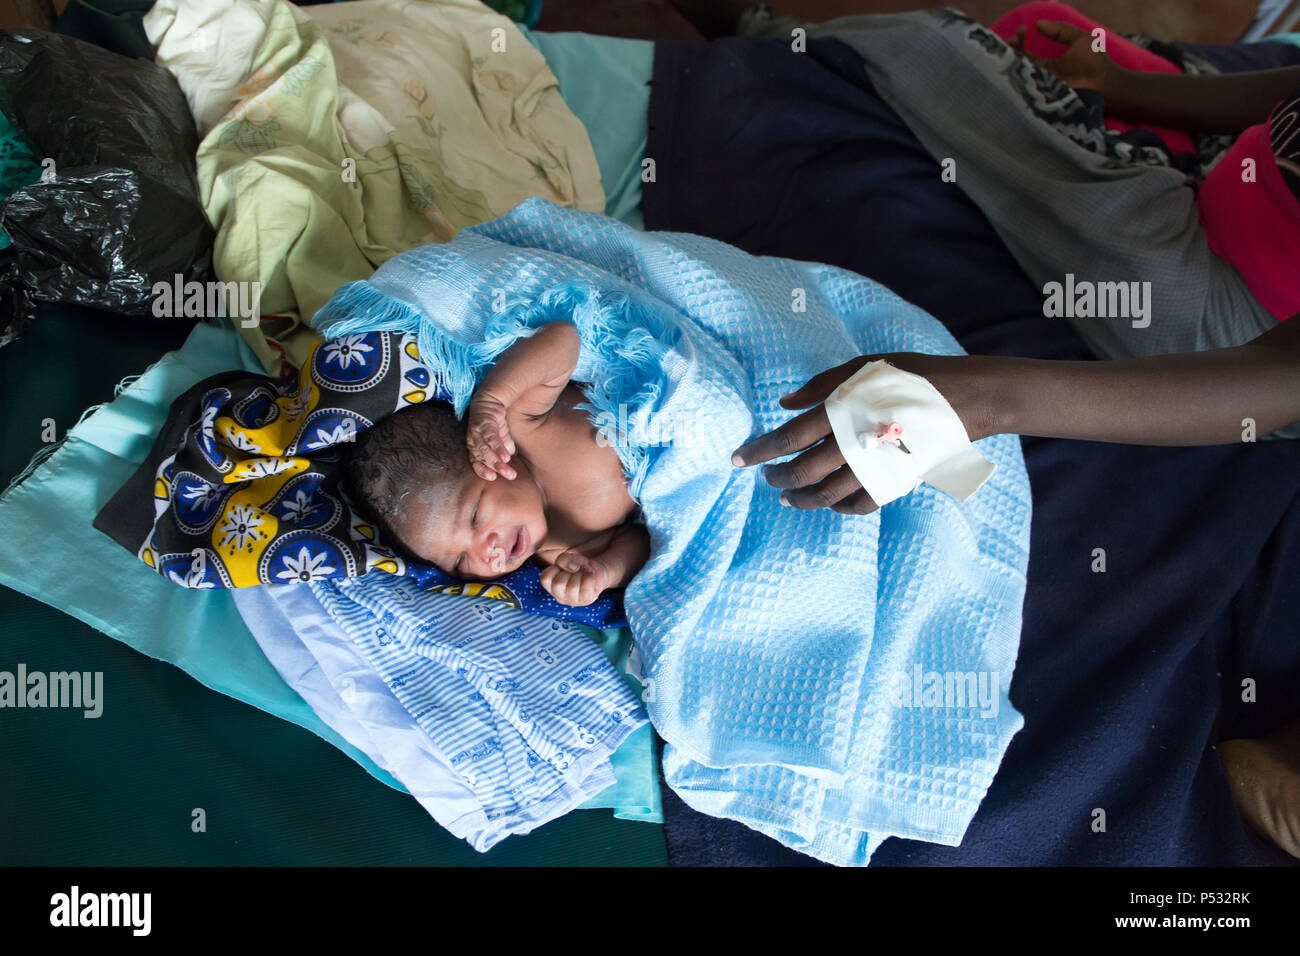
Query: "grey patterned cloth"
738 6 1278 362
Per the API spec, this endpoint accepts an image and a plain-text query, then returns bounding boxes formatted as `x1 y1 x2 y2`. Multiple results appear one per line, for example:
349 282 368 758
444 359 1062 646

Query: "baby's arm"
539 523 651 607
469 321 580 480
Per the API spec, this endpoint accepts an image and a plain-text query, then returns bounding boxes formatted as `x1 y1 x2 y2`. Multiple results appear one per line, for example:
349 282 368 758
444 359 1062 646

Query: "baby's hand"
540 551 610 607
467 394 517 481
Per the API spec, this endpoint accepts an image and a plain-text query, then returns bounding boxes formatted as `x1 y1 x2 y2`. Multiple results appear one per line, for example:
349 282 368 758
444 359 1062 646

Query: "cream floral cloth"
145 0 604 373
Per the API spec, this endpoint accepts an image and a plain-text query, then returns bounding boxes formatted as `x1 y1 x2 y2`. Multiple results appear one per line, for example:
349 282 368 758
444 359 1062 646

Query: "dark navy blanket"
643 35 1300 866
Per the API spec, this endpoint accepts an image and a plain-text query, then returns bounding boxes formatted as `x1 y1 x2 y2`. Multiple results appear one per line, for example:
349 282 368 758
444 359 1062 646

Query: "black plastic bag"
0 30 213 347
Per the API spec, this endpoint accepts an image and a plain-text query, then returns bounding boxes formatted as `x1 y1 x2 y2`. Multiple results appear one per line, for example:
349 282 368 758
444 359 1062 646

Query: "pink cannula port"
877 422 903 443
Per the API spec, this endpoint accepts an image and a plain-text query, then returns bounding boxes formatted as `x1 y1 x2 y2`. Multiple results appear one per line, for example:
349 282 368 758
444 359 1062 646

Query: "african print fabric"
93 327 624 627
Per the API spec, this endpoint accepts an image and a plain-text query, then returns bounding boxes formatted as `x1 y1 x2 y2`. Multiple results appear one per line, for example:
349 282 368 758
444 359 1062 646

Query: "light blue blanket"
314 198 1033 865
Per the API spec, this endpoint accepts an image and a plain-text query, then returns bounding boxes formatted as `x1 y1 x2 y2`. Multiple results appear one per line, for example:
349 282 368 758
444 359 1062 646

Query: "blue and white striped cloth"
305 572 647 850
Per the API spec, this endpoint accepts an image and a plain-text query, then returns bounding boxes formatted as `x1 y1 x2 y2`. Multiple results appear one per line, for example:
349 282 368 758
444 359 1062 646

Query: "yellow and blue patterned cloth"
94 327 624 628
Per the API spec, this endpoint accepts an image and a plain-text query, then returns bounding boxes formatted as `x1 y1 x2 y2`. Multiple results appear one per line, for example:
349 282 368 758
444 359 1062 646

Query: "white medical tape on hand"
823 360 996 508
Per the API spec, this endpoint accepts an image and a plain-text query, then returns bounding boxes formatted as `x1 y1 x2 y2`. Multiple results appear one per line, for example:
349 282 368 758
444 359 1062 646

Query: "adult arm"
734 317 1300 513
977 316 1300 444
1102 64 1300 134
1012 20 1300 133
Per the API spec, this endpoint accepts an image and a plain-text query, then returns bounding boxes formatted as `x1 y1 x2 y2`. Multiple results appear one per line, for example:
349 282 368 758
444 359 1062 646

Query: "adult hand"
1007 20 1119 95
730 353 997 513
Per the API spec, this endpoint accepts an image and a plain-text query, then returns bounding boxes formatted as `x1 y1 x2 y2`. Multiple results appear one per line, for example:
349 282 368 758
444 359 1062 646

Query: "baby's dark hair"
344 400 470 545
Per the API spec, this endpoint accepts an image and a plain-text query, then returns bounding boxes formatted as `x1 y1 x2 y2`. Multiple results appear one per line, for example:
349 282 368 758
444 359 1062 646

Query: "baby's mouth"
508 526 530 562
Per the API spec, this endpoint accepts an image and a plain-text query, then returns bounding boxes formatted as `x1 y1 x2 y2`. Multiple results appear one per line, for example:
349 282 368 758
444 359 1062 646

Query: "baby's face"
396 464 548 580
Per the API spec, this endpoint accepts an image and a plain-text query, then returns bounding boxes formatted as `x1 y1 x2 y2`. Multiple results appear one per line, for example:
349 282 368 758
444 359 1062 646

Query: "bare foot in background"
1219 718 1300 858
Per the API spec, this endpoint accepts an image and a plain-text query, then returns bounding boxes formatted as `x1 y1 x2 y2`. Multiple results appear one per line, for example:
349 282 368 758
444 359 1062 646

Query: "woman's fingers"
1022 48 1048 70
1008 24 1049 67
780 463 865 511
779 357 872 410
1035 19 1088 47
760 436 844 491
831 488 878 516
732 405 832 467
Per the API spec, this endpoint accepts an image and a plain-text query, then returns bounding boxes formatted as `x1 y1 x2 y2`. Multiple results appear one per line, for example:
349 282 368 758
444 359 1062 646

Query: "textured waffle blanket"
314 198 1033 865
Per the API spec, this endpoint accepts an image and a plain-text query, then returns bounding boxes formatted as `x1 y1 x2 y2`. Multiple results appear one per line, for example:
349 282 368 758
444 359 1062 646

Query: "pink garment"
991 1 1197 155
1197 122 1300 320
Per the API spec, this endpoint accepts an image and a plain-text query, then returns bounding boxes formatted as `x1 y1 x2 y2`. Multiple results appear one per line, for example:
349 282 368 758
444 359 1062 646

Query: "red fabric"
1197 122 1300 320
991 1 1197 155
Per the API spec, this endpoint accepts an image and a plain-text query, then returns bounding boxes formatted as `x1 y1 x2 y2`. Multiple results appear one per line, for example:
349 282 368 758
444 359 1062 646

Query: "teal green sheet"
0 319 660 829
520 26 652 230
0 112 41 251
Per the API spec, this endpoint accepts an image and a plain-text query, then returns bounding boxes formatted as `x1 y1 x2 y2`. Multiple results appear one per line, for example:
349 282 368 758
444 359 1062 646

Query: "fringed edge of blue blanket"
313 279 681 500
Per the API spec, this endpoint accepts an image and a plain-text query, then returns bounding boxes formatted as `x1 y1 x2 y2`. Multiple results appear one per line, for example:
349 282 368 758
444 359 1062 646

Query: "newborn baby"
345 321 650 606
